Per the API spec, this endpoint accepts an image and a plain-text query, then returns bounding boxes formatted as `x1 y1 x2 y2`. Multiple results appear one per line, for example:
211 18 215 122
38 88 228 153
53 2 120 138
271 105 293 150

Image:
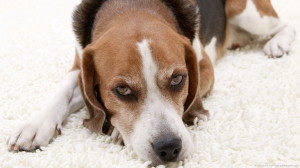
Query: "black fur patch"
72 0 106 48
160 0 200 41
197 0 226 45
72 0 200 47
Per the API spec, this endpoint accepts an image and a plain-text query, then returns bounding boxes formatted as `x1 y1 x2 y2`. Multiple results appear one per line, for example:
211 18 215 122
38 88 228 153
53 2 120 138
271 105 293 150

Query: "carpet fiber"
0 0 299 167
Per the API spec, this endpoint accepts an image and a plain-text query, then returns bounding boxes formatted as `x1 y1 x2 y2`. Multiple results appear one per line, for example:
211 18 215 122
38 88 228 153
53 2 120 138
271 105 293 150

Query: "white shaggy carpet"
0 0 299 167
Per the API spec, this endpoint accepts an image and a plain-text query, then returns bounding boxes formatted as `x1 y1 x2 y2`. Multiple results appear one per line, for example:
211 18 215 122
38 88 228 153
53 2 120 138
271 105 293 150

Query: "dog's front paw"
264 27 295 58
264 38 290 58
183 109 210 125
7 120 59 151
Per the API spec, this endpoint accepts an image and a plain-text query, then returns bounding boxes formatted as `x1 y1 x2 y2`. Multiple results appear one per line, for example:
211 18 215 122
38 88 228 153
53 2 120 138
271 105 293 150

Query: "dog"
7 0 295 165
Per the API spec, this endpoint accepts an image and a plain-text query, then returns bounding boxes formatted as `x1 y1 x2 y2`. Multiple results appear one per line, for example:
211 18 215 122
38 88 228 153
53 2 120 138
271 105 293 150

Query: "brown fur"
79 48 108 134
73 0 282 137
149 33 199 113
252 0 278 17
73 0 200 48
78 2 203 138
225 0 247 19
226 0 278 19
199 50 214 97
182 50 214 124
225 0 279 50
92 0 179 42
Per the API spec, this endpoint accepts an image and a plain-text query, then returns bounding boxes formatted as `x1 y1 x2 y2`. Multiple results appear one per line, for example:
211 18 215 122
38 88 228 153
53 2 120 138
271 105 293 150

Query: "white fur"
227 24 253 49
204 37 217 65
229 0 296 57
7 70 84 151
109 127 123 145
264 25 296 57
75 40 83 59
132 39 194 164
230 0 278 36
192 33 203 62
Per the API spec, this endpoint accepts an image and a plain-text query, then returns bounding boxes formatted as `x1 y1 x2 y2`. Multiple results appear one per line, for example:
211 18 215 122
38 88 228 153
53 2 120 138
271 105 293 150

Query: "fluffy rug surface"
0 0 299 167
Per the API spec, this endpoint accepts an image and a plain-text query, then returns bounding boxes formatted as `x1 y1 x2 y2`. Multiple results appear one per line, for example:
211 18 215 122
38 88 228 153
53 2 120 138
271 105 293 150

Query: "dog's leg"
226 0 295 58
7 69 84 151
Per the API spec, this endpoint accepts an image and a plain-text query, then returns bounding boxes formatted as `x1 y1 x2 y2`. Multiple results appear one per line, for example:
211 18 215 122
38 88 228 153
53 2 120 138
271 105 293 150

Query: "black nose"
152 137 182 162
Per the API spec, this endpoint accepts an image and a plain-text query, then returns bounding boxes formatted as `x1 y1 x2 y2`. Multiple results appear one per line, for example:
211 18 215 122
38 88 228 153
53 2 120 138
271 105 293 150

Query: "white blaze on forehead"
136 39 158 94
136 39 173 119
136 39 171 114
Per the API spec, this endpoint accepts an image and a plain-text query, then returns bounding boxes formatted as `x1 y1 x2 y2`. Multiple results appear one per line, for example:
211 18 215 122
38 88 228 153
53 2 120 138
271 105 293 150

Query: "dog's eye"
116 86 132 96
113 85 137 101
169 74 186 91
171 75 183 86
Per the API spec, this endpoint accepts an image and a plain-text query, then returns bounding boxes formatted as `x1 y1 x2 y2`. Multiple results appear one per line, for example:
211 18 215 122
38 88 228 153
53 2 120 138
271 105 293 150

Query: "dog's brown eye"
171 75 183 86
116 86 132 96
113 85 137 101
169 74 186 92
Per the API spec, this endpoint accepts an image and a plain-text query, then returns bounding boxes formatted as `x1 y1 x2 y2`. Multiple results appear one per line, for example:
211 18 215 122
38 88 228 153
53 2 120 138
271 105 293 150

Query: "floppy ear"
181 37 209 125
181 37 200 112
78 46 110 134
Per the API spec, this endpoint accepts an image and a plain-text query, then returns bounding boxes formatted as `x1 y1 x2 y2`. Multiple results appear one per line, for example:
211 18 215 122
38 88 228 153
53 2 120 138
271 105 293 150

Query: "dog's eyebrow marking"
157 65 187 82
112 75 139 86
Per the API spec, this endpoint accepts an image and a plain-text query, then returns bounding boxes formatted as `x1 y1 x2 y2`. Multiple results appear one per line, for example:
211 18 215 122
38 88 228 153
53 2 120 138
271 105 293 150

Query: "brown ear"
181 37 200 112
181 37 209 125
79 46 108 134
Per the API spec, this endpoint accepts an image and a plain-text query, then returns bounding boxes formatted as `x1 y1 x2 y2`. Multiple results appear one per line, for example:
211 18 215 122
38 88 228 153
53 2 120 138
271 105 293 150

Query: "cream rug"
0 0 299 167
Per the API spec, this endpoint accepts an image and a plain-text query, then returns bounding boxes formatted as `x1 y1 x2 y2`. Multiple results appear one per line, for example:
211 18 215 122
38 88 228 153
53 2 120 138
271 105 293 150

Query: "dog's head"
79 20 200 165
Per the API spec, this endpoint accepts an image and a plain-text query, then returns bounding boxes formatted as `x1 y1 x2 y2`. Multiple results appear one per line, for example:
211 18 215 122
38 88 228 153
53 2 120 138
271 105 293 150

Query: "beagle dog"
7 0 295 165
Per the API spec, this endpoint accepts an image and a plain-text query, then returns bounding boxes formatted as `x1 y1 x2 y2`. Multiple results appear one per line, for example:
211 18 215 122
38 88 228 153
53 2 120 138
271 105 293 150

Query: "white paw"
264 26 295 58
264 38 290 58
7 120 59 151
